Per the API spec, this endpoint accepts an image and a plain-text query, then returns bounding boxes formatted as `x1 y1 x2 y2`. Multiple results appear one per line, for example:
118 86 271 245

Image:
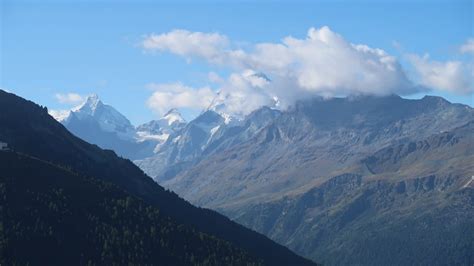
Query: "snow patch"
136 131 170 142
172 135 181 143
210 125 220 136
48 110 71 122
462 176 474 189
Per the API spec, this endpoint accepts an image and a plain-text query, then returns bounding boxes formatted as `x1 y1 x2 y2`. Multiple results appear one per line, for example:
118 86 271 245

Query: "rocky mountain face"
136 94 474 264
53 94 185 160
136 106 282 181
226 122 474 265
0 89 315 265
135 110 227 180
142 95 472 201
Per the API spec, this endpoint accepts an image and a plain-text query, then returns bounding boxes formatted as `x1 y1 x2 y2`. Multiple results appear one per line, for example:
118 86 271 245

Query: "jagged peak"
73 93 103 114
163 108 186 125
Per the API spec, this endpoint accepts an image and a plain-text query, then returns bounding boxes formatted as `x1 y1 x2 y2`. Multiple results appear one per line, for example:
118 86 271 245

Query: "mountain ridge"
135 93 473 264
51 94 187 160
0 89 316 265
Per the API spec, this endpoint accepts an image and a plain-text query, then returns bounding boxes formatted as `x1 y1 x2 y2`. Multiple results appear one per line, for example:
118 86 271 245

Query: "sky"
1 0 473 125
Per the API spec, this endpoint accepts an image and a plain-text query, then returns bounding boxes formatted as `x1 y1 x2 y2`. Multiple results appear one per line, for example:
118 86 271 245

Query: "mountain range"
152 95 473 265
47 91 474 265
51 94 186 160
0 89 315 265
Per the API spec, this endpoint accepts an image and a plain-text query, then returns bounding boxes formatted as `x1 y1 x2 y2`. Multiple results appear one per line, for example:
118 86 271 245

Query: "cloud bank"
143 30 229 63
55 93 84 105
407 54 473 94
146 83 215 115
142 27 472 117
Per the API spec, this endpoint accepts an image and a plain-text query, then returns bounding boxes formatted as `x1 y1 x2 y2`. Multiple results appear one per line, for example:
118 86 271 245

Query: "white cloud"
252 27 413 97
211 70 275 116
146 82 216 115
407 54 473 94
143 27 415 103
142 26 473 117
460 38 474 54
146 70 275 118
142 29 229 63
55 93 84 105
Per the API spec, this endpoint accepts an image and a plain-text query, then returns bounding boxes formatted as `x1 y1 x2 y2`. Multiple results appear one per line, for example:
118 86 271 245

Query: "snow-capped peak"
73 94 102 115
136 109 186 145
163 108 186 126
61 94 136 141
48 109 71 122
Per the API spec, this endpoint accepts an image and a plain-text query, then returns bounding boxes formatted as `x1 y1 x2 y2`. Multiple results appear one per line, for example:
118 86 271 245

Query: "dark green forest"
0 151 261 265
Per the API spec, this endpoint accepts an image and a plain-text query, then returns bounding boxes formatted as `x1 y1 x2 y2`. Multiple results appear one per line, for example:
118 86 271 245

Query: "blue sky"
1 0 472 124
